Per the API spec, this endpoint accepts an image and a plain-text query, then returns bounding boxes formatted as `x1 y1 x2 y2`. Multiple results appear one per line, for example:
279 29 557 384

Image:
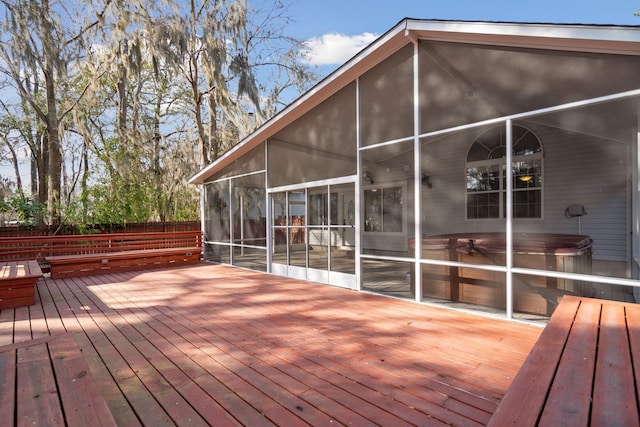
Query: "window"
466 125 543 219
364 186 403 232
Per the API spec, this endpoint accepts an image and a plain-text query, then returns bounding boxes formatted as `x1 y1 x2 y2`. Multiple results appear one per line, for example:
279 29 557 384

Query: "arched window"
466 125 543 219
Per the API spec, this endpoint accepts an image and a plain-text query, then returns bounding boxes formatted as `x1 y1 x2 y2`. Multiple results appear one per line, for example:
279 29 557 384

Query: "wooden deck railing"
0 231 203 263
0 221 201 237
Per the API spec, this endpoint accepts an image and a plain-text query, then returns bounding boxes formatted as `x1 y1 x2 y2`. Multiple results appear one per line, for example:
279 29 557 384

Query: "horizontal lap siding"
362 153 415 253
539 126 628 262
422 131 470 235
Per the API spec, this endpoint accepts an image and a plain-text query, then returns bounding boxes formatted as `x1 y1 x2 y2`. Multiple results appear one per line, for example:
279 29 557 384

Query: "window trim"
465 126 544 221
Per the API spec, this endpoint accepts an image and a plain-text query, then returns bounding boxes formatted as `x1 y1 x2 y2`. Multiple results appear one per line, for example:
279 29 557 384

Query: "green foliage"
87 181 153 225
156 185 201 222
58 177 199 226
0 192 46 225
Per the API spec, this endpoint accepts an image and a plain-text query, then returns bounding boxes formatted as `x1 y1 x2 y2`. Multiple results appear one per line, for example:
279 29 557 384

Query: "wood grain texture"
1 263 542 426
491 295 640 427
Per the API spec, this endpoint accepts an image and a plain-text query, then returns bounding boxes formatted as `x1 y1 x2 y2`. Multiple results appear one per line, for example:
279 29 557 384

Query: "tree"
0 0 317 225
0 112 23 192
0 0 111 224
76 1 201 222
169 0 316 167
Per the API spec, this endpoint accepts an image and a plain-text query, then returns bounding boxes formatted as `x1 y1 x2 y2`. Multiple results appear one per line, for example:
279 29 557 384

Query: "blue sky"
288 0 639 36
287 0 640 70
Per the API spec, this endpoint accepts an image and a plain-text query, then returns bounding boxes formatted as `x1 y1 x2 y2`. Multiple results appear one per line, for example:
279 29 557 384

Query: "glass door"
329 184 356 287
269 182 356 288
307 187 329 283
287 190 307 279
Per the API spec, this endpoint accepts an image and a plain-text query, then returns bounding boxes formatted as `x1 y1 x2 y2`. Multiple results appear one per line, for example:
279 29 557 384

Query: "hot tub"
411 233 593 315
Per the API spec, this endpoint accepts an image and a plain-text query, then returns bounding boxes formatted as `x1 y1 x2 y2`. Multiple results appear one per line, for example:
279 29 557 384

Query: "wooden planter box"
0 260 43 309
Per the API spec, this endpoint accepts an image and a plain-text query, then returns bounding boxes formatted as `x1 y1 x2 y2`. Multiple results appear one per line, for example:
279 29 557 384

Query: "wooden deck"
0 263 542 426
1 332 117 426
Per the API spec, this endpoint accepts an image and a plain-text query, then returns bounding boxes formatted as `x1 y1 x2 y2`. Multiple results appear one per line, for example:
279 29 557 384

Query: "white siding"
535 125 628 262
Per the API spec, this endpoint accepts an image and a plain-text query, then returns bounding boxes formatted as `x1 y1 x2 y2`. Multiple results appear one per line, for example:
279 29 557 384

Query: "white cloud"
303 32 379 66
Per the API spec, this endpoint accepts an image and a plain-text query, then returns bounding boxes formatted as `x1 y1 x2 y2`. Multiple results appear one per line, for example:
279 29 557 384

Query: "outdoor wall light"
362 171 374 184
421 174 433 189
565 204 587 235
565 204 587 218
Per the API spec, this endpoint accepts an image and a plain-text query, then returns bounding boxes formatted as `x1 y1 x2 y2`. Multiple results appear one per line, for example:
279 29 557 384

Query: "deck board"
0 348 16 426
0 263 542 426
47 333 117 427
16 342 65 426
490 296 640 426
592 303 637 425
627 305 640 419
538 298 599 426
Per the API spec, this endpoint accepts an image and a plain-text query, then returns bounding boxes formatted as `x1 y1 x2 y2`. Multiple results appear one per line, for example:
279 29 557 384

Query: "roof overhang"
189 19 640 185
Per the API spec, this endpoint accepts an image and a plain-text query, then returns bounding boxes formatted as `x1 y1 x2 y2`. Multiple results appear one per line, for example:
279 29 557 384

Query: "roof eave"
404 20 640 55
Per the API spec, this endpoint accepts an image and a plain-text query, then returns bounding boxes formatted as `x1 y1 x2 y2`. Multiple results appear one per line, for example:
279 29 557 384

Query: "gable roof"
189 18 640 185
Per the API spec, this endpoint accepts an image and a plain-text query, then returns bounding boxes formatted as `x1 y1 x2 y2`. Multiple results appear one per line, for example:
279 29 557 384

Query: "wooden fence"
0 221 201 237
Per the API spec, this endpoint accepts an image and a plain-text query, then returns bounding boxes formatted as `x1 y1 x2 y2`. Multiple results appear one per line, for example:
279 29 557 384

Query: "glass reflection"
330 183 356 275
204 181 230 243
232 247 267 272
232 176 266 247
362 259 414 300
271 192 288 265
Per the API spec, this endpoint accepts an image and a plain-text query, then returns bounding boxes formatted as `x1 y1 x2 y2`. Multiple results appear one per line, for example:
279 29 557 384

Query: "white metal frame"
202 74 640 320
267 175 358 289
359 78 640 318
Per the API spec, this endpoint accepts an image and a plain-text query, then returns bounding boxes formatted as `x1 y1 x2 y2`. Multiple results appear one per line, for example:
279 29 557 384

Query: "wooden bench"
0 332 117 426
0 260 43 309
489 295 640 426
0 230 202 279
47 246 201 279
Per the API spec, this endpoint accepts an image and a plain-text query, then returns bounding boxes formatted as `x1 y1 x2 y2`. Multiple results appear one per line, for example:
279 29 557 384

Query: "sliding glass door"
270 182 356 288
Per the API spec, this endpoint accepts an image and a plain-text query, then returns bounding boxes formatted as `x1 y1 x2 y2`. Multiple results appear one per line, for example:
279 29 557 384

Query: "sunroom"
190 19 640 321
